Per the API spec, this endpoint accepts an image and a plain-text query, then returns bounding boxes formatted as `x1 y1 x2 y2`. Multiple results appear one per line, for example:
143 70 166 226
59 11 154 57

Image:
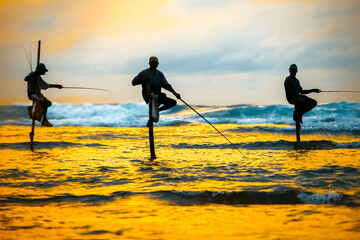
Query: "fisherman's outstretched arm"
300 88 321 94
165 85 181 99
38 78 63 90
49 84 63 89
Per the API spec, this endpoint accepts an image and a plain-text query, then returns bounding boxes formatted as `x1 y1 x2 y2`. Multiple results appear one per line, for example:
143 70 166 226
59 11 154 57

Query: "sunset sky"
0 0 359 105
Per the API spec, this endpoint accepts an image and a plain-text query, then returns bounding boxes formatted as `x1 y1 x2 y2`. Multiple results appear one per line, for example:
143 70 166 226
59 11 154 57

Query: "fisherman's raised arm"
165 85 181 99
132 71 149 86
159 71 181 99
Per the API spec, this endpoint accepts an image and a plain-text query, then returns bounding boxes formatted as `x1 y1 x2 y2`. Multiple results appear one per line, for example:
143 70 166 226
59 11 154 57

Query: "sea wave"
0 102 359 133
0 189 356 206
169 140 360 150
1 140 359 151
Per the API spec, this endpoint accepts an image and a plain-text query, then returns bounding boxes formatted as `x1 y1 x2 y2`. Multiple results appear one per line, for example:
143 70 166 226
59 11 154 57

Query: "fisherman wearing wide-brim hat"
25 63 63 127
284 64 321 124
132 56 181 119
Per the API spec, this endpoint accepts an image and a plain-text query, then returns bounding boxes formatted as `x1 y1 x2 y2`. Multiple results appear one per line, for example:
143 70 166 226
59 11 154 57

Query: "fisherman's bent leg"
158 93 177 112
292 97 306 123
300 96 317 115
42 98 52 120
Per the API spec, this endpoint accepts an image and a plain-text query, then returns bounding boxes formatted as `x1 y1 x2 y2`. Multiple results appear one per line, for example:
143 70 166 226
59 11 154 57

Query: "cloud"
0 0 359 105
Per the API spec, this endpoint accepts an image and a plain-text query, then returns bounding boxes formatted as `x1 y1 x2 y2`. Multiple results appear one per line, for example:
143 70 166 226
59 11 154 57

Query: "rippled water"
0 124 359 239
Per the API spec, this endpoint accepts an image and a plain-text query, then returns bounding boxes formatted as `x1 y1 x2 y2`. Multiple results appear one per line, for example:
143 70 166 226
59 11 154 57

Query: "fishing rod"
62 87 114 93
321 90 360 93
37 40 41 67
180 98 246 158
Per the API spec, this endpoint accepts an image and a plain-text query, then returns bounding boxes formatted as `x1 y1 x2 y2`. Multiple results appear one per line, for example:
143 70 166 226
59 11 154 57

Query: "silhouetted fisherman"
25 63 63 127
132 56 181 119
284 64 321 124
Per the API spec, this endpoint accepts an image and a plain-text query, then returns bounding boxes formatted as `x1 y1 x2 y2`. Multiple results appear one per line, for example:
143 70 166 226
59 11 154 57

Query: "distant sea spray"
0 102 359 133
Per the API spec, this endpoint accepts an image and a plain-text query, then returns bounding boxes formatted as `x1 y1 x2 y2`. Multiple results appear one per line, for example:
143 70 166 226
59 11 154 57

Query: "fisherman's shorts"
28 93 52 107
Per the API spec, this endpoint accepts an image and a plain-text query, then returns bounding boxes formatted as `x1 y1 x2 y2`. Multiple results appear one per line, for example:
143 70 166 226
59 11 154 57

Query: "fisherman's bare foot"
41 119 53 127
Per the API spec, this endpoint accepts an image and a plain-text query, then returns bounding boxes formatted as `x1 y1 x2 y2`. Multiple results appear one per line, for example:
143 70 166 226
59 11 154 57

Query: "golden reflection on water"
1 198 359 239
0 125 359 239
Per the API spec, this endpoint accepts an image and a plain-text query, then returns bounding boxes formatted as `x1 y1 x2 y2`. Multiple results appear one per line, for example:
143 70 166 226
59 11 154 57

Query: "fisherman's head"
36 63 48 75
149 56 159 71
289 64 298 75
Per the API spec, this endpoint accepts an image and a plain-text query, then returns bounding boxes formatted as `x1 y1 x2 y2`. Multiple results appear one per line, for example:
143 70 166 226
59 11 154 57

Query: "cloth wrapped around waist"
27 99 44 122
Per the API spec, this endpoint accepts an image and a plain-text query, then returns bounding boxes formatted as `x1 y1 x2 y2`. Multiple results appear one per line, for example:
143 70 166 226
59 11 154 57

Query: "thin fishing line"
321 90 360 93
62 87 114 93
29 44 33 71
21 43 32 71
180 98 246 158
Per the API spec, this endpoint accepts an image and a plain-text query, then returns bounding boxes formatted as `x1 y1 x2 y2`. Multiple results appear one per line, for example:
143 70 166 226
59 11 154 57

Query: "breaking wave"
0 189 356 206
0 102 359 133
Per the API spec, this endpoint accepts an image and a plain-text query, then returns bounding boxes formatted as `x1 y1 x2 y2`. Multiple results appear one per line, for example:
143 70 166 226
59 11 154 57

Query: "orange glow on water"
0 125 359 239
1 198 359 239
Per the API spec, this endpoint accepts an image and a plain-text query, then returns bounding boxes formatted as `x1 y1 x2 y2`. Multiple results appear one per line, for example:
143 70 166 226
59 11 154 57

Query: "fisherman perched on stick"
25 63 62 127
284 64 321 124
132 56 181 122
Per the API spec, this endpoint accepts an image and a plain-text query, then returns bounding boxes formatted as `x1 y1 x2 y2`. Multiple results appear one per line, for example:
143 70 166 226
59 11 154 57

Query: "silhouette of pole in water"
294 103 301 142
180 99 246 158
30 40 41 151
296 121 301 142
146 81 156 160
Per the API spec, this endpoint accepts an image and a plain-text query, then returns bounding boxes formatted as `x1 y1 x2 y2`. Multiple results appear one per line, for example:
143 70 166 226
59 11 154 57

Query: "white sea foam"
1 102 359 131
297 191 343 204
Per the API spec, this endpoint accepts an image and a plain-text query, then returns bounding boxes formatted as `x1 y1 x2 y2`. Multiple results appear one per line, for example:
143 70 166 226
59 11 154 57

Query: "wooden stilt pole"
146 79 156 160
29 40 41 151
296 121 301 142
294 104 301 142
148 96 156 160
30 100 36 151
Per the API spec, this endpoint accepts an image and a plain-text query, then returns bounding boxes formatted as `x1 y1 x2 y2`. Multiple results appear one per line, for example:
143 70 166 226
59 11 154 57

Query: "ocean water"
0 102 359 239
1 101 360 131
